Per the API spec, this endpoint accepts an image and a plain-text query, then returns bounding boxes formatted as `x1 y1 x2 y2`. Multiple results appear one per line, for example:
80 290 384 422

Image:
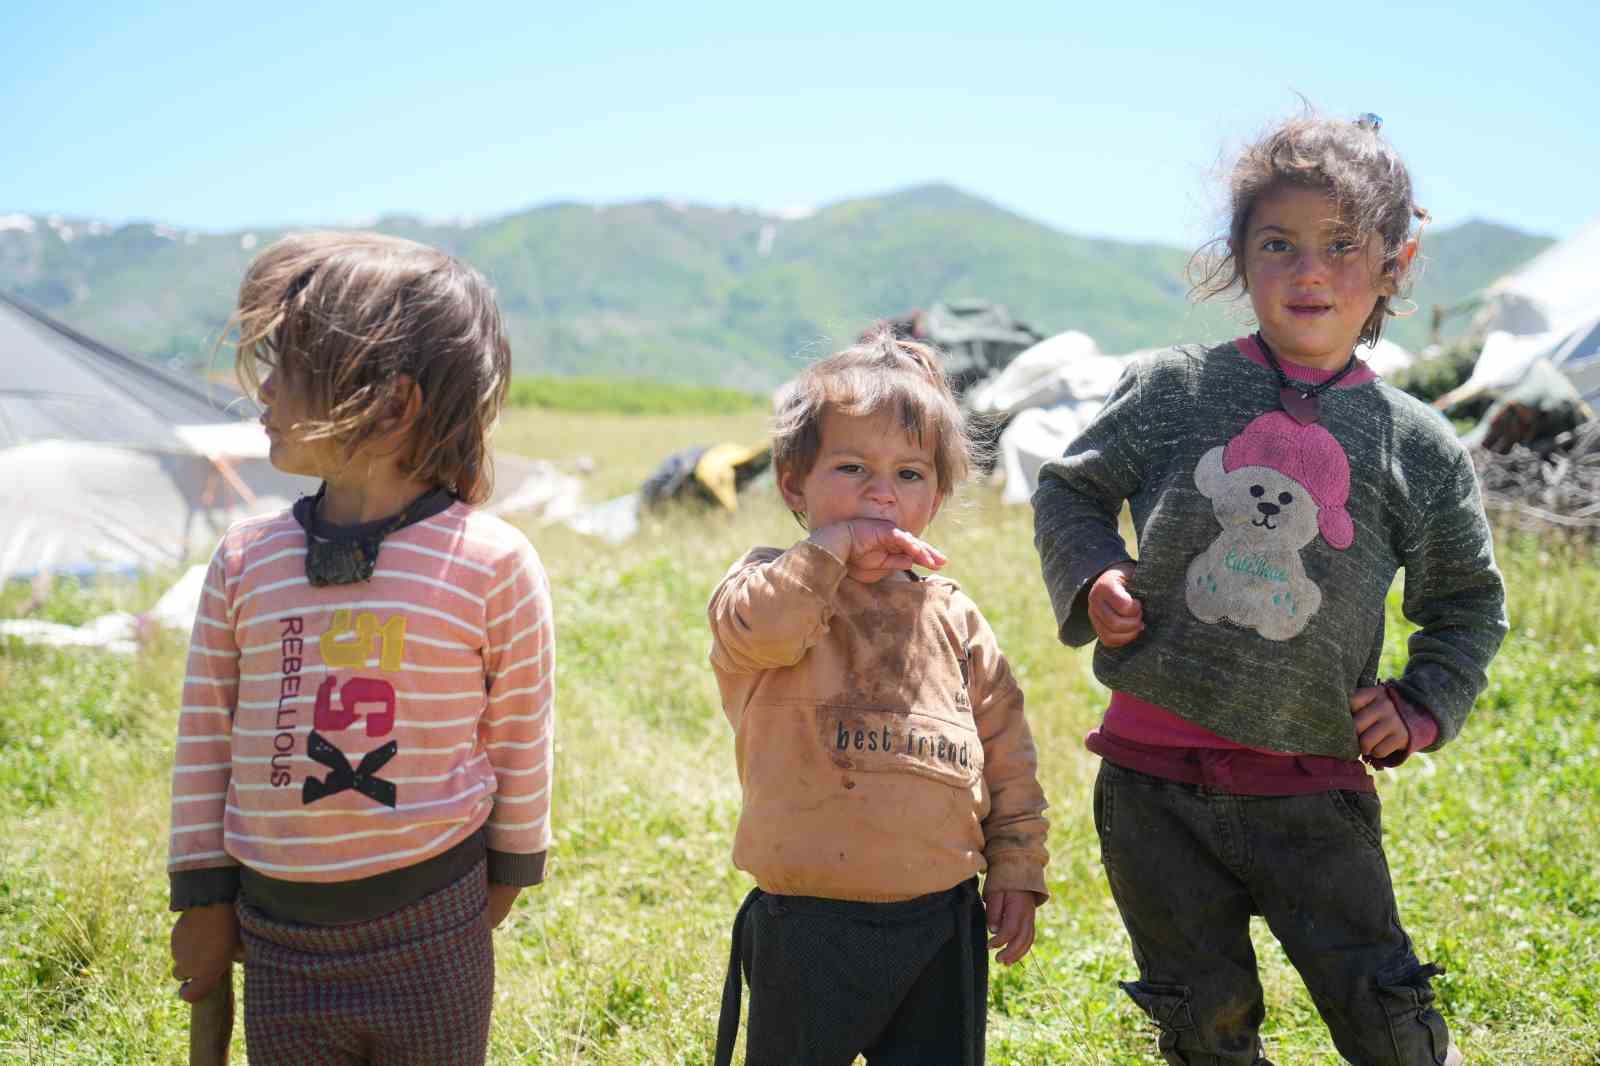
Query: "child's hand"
170 903 242 1003
1350 686 1410 759
487 883 521 930
1088 562 1143 646
809 519 947 584
983 888 1037 965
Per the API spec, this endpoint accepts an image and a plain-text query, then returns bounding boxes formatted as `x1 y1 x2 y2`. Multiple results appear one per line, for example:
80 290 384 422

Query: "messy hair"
232 231 511 504
771 330 974 525
1190 112 1429 347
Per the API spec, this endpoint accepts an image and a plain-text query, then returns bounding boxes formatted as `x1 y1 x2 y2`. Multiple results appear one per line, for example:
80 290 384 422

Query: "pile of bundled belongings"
640 443 772 511
560 442 773 546
964 331 1138 504
868 300 1045 396
1473 417 1600 536
1462 360 1593 456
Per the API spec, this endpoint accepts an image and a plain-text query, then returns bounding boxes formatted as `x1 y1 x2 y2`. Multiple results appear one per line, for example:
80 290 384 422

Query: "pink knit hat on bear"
1222 411 1354 549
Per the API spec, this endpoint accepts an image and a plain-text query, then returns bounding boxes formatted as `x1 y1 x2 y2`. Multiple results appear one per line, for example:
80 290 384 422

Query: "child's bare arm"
170 904 242 1003
487 883 521 929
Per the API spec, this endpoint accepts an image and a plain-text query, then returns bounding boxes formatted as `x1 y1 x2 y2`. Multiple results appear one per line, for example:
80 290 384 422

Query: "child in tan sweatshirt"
709 332 1049 1066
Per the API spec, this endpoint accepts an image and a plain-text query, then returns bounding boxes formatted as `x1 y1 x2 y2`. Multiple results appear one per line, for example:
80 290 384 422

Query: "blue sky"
3 0 1595 247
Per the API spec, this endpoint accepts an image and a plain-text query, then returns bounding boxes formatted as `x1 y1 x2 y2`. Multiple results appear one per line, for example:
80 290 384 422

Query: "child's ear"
777 466 807 515
1381 238 1420 295
381 376 424 435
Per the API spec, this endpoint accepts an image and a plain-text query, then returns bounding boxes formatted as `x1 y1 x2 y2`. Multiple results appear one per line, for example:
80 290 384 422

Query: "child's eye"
897 469 925 482
837 463 863 476
1328 240 1357 256
1261 238 1291 253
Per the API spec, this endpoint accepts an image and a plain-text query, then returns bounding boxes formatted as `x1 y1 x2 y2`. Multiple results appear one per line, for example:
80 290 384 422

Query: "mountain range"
0 185 1554 389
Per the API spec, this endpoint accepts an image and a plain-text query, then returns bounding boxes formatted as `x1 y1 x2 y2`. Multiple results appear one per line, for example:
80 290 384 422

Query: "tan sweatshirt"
708 540 1049 904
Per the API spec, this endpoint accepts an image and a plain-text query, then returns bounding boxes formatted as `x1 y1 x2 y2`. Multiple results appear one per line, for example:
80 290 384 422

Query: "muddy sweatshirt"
168 501 554 911
1033 336 1507 759
709 541 1050 904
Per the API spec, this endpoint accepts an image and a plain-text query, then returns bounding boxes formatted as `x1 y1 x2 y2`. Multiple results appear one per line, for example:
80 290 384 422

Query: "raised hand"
809 518 947 583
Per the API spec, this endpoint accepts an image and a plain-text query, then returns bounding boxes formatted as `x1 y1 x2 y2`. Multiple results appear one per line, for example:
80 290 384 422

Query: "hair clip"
1356 112 1382 133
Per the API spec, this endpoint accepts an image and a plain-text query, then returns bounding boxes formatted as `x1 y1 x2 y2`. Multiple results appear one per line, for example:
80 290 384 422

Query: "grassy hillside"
1 405 1597 1063
0 190 1554 388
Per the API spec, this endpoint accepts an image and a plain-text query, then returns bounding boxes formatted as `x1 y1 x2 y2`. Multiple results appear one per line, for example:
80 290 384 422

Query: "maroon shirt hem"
1086 728 1375 795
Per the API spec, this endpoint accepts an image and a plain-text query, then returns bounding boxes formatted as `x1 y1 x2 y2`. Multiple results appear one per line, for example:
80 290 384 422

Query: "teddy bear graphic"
1186 411 1354 641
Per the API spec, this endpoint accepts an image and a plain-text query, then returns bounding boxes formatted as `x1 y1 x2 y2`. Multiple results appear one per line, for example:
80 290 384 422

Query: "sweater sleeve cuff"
784 538 849 596
1368 682 1440 769
169 866 241 911
487 849 547 887
982 856 1049 906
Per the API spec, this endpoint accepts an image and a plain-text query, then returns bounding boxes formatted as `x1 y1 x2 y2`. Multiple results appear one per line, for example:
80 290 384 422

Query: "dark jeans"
1094 761 1452 1066
714 878 987 1066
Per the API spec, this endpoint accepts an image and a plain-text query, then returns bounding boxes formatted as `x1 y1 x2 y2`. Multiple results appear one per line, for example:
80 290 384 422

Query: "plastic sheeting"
997 401 1106 505
967 331 1125 418
0 439 313 582
1459 216 1600 405
0 561 210 654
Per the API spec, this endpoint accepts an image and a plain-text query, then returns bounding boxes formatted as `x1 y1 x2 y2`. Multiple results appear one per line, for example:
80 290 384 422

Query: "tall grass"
2 409 1597 1064
506 376 764 416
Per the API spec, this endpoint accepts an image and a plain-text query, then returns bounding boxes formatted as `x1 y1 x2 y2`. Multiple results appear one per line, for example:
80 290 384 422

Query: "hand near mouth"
809 518 947 584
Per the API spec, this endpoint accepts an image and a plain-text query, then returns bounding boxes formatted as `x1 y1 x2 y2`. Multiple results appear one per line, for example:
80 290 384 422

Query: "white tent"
0 292 318 581
1450 217 1600 408
0 293 585 583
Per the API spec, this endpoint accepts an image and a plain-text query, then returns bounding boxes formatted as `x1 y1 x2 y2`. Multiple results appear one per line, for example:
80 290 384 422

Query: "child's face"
258 366 341 479
780 407 943 537
1242 184 1398 369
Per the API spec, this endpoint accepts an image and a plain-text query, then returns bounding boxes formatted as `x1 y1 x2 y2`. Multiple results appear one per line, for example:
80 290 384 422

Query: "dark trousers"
1094 762 1452 1066
714 878 987 1066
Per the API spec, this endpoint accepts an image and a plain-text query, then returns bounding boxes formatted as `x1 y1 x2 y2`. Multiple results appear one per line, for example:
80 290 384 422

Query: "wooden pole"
188 966 234 1066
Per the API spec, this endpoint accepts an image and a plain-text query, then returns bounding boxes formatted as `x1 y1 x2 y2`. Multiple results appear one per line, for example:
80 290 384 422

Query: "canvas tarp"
0 292 584 581
965 331 1134 504
1452 217 1600 408
0 291 317 580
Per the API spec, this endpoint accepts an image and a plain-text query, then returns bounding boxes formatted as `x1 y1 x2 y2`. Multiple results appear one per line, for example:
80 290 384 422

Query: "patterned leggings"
237 861 495 1066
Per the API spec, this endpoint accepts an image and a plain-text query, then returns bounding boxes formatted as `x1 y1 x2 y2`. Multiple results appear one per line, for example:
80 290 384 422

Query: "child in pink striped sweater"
167 232 554 1065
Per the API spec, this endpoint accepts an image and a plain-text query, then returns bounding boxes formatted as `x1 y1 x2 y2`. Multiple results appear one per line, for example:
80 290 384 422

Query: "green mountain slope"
0 188 1554 388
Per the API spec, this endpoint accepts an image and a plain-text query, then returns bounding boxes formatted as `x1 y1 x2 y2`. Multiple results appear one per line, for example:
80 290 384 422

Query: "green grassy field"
2 407 1597 1064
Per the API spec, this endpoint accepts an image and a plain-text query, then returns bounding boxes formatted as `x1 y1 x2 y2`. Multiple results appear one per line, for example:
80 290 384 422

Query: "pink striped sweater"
167 501 554 895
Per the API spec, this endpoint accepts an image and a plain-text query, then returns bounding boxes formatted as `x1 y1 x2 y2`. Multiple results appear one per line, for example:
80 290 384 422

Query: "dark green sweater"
1033 338 1507 759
